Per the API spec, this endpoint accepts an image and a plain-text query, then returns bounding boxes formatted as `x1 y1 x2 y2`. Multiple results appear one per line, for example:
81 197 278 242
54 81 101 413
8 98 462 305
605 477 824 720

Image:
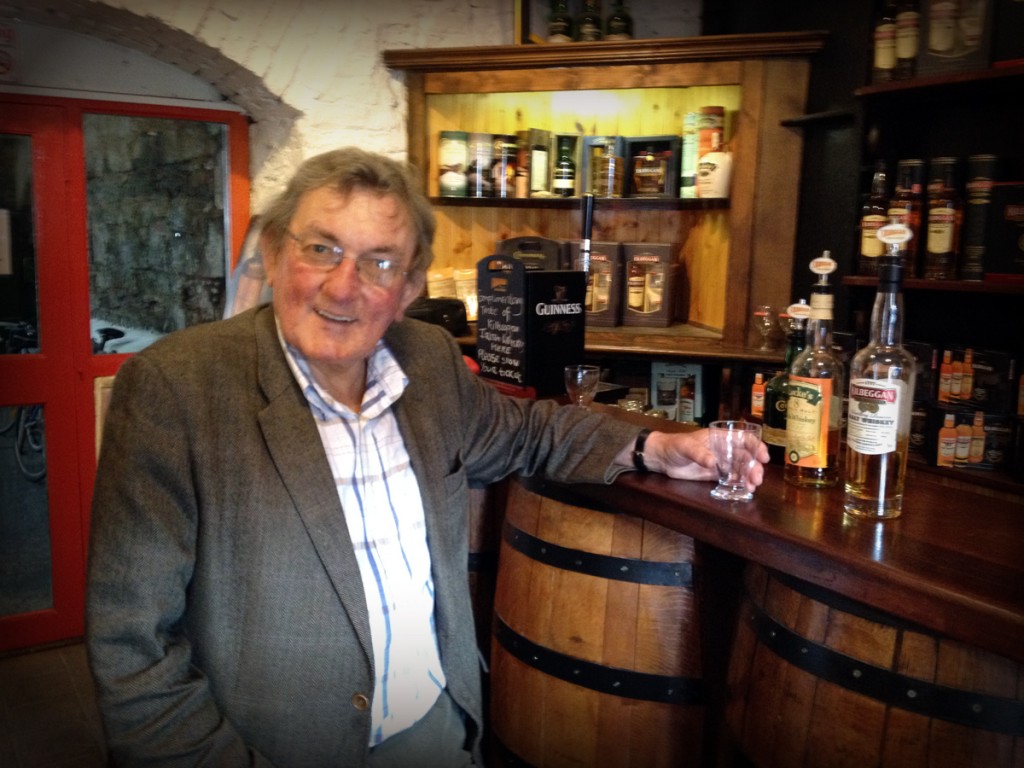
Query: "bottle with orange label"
938 349 952 402
785 252 845 488
959 348 974 401
936 413 957 467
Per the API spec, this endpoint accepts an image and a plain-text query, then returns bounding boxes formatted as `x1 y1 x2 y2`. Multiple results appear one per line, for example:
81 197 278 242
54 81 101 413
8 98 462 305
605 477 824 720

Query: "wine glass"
753 305 778 350
564 365 601 408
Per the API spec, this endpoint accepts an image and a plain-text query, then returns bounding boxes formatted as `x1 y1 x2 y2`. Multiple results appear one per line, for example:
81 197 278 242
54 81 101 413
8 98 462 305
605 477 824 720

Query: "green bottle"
763 299 808 465
605 0 633 40
548 0 574 42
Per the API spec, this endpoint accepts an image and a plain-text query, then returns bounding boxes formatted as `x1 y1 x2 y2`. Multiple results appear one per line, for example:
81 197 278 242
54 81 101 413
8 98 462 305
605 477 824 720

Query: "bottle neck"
785 330 806 366
870 284 904 347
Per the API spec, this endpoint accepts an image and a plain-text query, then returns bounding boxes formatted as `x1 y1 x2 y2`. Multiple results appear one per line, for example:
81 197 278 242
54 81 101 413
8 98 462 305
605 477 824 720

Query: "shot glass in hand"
709 420 763 501
565 364 601 408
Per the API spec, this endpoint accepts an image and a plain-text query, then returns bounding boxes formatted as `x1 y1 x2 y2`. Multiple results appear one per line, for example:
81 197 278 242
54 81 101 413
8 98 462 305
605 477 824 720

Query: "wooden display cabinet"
384 32 825 357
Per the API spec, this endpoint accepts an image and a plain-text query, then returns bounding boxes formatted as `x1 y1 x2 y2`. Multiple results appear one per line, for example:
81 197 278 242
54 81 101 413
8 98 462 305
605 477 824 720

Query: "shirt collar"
275 321 408 421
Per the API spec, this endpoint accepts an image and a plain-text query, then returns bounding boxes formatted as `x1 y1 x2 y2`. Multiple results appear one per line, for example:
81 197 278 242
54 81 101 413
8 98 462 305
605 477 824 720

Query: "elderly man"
86 147 766 767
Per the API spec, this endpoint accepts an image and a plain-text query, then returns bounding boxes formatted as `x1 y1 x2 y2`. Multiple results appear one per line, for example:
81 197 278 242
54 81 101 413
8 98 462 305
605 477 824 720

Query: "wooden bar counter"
563 456 1024 666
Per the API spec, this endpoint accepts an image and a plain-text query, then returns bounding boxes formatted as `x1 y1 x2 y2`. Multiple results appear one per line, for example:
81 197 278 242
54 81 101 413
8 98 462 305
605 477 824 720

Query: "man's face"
265 186 423 397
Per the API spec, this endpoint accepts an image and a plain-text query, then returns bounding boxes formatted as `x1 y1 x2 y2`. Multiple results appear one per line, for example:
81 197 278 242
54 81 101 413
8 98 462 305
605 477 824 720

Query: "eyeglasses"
285 230 409 288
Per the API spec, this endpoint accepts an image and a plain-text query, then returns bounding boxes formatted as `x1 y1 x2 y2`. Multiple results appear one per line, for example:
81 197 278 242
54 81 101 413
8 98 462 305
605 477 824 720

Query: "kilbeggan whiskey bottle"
843 225 917 519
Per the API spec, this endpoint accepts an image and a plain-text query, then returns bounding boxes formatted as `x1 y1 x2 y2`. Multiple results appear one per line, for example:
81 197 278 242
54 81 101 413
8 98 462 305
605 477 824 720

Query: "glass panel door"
84 114 230 353
0 102 84 648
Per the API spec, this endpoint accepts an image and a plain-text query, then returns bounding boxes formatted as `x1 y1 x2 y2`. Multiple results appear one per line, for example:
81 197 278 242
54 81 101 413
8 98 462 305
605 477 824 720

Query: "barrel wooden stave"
490 477 704 768
725 564 1024 768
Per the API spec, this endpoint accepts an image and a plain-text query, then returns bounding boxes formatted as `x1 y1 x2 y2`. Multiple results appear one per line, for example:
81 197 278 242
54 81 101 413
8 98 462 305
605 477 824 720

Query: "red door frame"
0 93 249 651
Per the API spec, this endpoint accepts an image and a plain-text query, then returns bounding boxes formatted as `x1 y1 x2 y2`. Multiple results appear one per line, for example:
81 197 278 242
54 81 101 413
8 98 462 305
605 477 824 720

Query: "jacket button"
351 693 370 711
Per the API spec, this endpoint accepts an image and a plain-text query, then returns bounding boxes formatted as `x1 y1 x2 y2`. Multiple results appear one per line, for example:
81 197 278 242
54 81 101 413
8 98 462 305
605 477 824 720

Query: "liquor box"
622 136 682 199
495 235 565 271
1011 417 1024 483
905 339 940 405
924 403 1015 470
650 362 705 425
565 241 624 327
621 242 681 328
581 136 626 197
917 0 995 77
943 345 1018 413
992 0 1024 65
983 182 1024 281
475 255 585 398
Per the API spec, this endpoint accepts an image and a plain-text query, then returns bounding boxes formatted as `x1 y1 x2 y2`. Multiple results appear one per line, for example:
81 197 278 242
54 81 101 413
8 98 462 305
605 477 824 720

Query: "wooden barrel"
725 564 1024 768
489 474 705 768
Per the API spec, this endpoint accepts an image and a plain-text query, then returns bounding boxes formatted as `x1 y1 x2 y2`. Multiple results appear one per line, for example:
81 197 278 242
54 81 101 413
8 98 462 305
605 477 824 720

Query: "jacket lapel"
253 308 375 667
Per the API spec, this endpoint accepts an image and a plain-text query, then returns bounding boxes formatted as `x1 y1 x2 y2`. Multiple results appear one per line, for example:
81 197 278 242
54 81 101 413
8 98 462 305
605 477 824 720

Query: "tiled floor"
0 642 107 767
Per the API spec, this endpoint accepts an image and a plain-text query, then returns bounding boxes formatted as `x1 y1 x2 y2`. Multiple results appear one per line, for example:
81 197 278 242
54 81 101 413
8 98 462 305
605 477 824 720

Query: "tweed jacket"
86 305 639 767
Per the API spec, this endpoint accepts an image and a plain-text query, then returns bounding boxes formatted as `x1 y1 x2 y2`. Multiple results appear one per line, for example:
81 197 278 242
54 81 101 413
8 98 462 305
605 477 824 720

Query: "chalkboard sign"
476 255 586 397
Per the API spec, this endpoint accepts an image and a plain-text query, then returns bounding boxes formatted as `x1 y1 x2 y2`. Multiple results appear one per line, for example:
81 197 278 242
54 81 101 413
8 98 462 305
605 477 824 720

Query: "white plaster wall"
109 0 518 211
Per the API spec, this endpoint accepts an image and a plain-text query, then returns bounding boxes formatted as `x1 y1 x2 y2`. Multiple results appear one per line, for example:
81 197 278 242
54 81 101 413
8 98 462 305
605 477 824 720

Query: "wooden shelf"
383 31 828 72
854 63 1024 98
843 276 1024 294
432 196 728 211
456 322 787 364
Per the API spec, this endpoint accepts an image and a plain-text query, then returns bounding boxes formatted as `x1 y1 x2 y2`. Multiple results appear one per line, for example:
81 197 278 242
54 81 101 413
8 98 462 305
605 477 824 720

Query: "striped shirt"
279 332 445 746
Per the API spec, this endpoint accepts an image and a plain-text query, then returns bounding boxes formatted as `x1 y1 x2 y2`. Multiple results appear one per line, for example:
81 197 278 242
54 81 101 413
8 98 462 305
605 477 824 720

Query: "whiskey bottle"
750 373 766 422
785 254 845 488
894 0 920 80
552 137 576 197
604 0 633 40
954 417 973 466
937 349 953 402
960 347 974 400
632 147 666 197
577 0 603 41
887 159 924 276
858 160 889 275
968 410 985 464
627 259 645 311
923 157 960 280
936 413 957 467
547 0 575 42
949 350 964 400
843 229 917 519
763 299 809 465
872 1 898 83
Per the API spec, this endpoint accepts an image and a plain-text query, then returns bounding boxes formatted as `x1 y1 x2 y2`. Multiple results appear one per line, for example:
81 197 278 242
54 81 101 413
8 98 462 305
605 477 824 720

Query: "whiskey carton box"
924 403 1014 470
992 0 1024 65
983 182 1024 281
495 235 564 271
917 0 994 77
621 243 681 328
565 241 623 327
475 255 585 398
944 345 1018 414
650 361 705 424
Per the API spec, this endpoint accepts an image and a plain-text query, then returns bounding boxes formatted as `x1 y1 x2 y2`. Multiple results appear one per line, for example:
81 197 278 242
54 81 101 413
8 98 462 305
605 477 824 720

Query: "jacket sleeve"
85 353 273 767
396 321 640 488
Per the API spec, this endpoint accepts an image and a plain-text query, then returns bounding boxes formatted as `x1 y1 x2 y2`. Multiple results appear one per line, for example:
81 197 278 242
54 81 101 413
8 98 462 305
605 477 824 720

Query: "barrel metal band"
494 615 704 705
748 601 1024 736
503 520 693 587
